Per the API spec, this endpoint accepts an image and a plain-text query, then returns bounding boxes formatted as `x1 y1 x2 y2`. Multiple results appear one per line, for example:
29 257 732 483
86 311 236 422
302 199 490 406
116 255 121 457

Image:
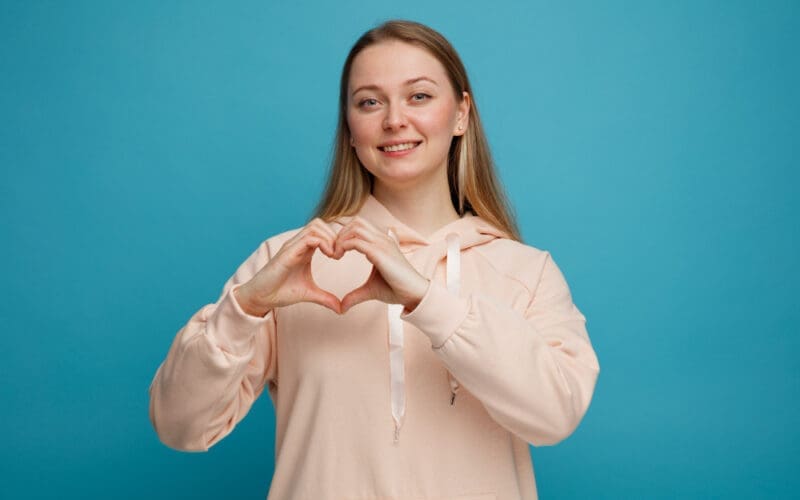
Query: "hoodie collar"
336 194 508 256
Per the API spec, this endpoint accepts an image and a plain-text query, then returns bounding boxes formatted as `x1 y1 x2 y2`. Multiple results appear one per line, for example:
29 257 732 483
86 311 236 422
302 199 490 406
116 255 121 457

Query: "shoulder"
229 227 303 282
470 238 555 293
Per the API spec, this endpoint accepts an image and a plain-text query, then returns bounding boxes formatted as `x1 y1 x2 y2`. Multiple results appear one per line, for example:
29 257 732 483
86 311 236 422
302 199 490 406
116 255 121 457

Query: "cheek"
416 106 456 138
346 114 376 166
347 113 375 143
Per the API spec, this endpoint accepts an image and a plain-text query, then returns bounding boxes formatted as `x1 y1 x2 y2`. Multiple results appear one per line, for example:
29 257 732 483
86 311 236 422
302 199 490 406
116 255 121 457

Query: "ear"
454 91 471 136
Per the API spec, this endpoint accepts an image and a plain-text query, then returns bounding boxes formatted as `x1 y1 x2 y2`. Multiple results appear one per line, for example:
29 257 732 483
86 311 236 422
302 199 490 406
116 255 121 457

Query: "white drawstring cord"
387 301 405 443
387 231 463 443
386 230 405 443
445 233 461 405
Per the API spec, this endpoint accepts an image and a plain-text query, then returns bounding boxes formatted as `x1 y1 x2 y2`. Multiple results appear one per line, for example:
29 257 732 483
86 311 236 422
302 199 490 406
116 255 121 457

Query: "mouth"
378 141 422 153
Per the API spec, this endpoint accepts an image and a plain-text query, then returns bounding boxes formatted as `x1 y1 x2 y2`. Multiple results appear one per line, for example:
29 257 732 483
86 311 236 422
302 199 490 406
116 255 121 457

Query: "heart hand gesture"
234 218 342 316
334 216 430 314
234 216 430 317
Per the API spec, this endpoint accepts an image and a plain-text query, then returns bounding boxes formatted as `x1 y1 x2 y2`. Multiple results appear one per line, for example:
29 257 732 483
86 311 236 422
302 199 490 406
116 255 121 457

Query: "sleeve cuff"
401 280 469 349
206 283 274 355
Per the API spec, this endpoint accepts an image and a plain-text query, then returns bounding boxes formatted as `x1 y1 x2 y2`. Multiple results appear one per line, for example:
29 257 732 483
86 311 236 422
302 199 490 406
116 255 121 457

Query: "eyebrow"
351 76 439 97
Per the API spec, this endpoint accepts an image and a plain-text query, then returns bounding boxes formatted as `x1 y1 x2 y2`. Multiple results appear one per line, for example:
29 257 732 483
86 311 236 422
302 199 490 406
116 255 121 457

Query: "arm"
402 251 600 446
148 241 278 451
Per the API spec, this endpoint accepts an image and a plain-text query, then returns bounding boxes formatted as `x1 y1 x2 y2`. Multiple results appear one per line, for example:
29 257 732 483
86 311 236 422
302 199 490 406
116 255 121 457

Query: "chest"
271 248 529 395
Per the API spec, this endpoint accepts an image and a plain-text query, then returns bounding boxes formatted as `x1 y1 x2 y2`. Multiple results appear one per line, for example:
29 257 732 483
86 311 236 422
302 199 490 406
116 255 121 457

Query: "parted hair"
313 19 521 242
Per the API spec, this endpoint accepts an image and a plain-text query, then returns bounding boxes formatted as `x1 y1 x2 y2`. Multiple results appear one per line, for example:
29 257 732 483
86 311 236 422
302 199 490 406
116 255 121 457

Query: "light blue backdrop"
2 1 797 498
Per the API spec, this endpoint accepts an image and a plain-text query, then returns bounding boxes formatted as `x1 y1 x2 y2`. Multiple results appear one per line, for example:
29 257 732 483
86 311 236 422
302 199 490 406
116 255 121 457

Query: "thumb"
340 281 375 314
304 286 342 315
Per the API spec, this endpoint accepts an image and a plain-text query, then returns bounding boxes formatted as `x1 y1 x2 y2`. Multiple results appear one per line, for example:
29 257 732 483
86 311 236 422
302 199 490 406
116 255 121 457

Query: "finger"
337 217 376 240
330 217 358 239
340 282 374 314
350 215 383 233
337 235 374 261
335 225 379 259
309 228 336 258
285 236 329 264
285 223 336 258
279 230 307 257
347 225 379 242
303 225 336 258
313 235 336 259
343 222 395 251
304 286 342 315
308 218 338 248
333 226 358 259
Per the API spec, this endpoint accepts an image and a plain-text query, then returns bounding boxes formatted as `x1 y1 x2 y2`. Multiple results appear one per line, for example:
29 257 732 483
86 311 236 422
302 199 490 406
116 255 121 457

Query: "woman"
149 19 600 500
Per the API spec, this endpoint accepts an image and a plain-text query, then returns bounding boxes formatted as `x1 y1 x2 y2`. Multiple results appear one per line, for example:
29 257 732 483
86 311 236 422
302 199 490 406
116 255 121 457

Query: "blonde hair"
313 19 521 242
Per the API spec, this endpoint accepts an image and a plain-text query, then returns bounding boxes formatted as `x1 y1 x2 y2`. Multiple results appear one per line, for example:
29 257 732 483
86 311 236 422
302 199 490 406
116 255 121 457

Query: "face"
346 40 470 191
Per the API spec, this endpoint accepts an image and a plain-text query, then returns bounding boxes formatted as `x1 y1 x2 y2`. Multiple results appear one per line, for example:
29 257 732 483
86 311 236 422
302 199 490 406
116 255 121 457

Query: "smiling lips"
379 141 422 153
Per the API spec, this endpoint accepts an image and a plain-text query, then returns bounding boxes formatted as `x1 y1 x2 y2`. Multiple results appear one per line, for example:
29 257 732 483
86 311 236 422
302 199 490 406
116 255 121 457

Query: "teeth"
381 142 418 152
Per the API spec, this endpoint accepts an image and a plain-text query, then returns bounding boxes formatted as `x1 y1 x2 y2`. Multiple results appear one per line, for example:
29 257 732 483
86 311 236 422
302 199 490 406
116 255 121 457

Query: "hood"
335 194 508 442
337 194 508 277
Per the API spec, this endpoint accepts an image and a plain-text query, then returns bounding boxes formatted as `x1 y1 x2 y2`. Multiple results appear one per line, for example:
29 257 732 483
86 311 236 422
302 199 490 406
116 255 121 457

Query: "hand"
333 216 430 314
235 218 342 316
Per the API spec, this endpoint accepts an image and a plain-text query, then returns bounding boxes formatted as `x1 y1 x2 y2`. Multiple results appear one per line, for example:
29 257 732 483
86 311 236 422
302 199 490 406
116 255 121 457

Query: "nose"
382 102 407 130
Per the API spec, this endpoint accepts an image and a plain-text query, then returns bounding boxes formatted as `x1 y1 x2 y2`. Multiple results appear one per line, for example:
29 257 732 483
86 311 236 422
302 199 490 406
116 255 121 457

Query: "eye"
358 98 379 109
411 93 431 102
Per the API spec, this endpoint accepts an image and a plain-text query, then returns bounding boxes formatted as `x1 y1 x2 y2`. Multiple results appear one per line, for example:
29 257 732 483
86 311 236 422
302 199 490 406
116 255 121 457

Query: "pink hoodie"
149 195 600 499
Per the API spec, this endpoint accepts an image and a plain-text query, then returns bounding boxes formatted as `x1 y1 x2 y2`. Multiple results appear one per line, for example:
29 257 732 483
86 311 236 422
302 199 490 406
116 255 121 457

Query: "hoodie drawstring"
387 231 462 443
445 233 461 406
386 230 406 443
387 301 405 443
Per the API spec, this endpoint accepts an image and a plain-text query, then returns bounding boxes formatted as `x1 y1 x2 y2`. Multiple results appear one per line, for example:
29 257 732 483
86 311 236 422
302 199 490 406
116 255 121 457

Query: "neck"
372 176 460 238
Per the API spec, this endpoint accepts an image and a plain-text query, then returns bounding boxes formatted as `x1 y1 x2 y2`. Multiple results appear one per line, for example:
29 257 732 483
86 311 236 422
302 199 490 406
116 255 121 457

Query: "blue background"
2 1 797 498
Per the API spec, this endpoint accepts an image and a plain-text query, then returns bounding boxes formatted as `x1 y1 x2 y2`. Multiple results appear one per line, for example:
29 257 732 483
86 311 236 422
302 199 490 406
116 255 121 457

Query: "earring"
350 137 355 146
457 124 464 131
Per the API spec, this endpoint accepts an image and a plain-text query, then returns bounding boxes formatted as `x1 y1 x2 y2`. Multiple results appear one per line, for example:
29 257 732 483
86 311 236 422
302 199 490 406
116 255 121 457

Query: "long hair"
313 20 521 241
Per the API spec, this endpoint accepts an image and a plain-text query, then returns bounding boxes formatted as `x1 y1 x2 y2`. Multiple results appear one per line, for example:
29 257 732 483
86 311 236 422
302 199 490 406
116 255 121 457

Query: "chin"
369 167 440 190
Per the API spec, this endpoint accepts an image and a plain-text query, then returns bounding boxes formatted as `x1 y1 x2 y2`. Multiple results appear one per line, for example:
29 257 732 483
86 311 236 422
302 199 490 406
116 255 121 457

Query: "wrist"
234 285 272 317
403 277 430 313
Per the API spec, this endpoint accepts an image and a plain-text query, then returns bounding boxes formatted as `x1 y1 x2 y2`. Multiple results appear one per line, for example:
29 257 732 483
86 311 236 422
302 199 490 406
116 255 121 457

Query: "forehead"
348 41 448 91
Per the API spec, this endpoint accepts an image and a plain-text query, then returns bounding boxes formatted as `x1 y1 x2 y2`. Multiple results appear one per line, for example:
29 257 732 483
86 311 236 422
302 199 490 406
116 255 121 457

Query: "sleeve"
401 251 600 447
148 240 278 452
